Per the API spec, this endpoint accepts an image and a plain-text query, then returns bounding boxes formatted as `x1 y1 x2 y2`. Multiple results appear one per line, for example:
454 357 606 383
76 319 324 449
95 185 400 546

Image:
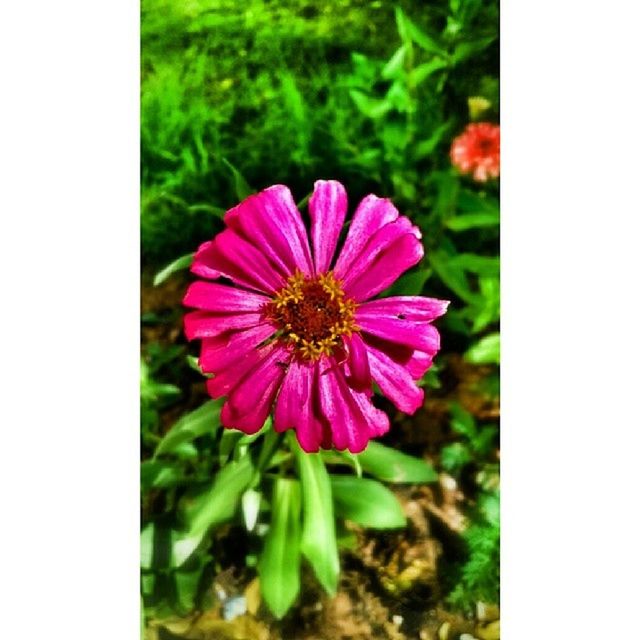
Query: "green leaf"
465 333 500 365
409 58 448 86
330 476 406 529
295 448 340 595
450 402 477 438
446 212 500 231
349 90 392 119
153 253 193 286
429 250 477 303
457 189 499 215
471 276 500 333
395 7 447 56
413 121 452 159
381 45 407 80
141 460 184 489
222 157 253 201
440 443 472 472
140 524 155 570
382 267 431 296
358 441 438 484
452 37 496 64
451 254 500 277
155 400 222 456
174 456 254 565
174 565 203 613
258 478 302 619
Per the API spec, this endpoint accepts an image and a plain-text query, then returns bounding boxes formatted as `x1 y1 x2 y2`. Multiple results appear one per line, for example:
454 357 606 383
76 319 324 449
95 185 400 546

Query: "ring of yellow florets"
265 271 358 361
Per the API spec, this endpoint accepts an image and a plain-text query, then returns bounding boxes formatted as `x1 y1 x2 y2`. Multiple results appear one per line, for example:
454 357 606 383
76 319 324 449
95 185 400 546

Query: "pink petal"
356 313 441 355
365 343 425 414
203 229 287 294
349 387 390 439
406 350 434 379
206 342 275 399
317 362 386 453
220 345 290 434
183 281 271 313
225 185 313 276
191 240 222 280
342 220 424 302
309 180 348 273
199 323 277 373
343 332 371 391
274 359 328 452
357 296 450 322
184 310 264 341
333 195 399 279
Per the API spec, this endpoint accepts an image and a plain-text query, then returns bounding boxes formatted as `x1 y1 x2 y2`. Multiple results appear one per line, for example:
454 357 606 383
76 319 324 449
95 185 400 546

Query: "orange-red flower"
450 123 500 182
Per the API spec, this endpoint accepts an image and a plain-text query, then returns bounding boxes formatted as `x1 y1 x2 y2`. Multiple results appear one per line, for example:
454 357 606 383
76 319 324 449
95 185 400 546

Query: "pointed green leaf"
295 449 340 595
358 441 438 484
153 253 194 286
409 58 448 86
155 400 222 456
258 479 302 619
174 456 254 565
381 45 407 80
395 7 448 56
330 476 406 529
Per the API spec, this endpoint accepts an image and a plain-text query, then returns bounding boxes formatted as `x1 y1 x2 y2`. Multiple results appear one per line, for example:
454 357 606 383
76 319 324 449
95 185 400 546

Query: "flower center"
266 271 358 361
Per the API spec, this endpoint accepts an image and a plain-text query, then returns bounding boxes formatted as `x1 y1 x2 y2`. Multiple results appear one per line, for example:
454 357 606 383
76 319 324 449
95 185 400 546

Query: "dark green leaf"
258 479 302 619
452 37 496 64
141 460 184 489
429 250 477 303
174 565 203 613
413 121 452 159
395 7 447 56
153 253 193 286
174 456 254 565
295 449 340 595
450 402 476 438
358 441 438 483
222 157 253 201
330 476 406 529
382 267 431 296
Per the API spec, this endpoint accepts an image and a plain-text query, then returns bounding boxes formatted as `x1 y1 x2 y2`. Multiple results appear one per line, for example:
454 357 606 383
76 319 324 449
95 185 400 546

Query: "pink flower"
183 181 449 453
450 122 500 182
